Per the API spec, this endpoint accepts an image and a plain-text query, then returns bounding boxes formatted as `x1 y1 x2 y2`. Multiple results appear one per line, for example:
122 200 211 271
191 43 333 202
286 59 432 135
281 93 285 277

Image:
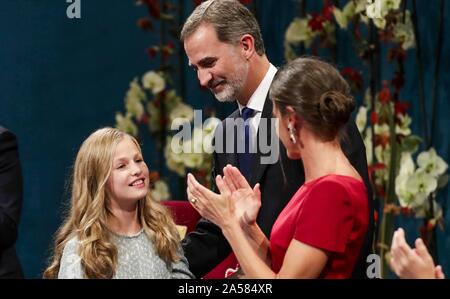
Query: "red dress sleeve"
294 179 353 253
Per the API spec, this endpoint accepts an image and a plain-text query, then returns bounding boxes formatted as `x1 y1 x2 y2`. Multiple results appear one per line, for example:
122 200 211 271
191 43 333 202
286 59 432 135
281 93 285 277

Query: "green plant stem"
386 103 399 203
379 211 395 278
379 208 387 277
379 92 400 279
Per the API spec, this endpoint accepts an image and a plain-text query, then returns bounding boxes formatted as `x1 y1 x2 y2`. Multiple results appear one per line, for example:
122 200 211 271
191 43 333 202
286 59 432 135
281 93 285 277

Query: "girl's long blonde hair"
43 128 181 279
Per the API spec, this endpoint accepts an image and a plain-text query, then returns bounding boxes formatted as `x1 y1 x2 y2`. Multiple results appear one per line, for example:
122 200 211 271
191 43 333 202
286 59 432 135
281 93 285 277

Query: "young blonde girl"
44 128 194 279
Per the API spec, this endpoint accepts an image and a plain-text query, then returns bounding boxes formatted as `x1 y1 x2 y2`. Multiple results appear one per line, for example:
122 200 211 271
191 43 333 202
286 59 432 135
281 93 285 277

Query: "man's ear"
240 34 256 60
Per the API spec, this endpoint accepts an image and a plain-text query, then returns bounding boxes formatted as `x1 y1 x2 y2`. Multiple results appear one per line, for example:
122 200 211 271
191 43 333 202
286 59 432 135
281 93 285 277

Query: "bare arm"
222 219 328 279
187 167 328 279
242 223 271 266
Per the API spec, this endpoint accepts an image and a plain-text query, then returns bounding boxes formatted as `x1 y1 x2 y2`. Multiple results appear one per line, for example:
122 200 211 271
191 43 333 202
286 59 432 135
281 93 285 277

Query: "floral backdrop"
114 0 449 278
2 0 447 279
284 0 448 277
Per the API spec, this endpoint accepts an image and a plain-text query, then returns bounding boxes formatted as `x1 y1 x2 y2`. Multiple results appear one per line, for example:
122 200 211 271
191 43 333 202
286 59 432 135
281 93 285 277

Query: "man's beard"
211 59 249 103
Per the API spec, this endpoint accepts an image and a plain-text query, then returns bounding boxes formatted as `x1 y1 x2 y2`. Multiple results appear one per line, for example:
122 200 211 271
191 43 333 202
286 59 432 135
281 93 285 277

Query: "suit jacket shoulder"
0 125 24 278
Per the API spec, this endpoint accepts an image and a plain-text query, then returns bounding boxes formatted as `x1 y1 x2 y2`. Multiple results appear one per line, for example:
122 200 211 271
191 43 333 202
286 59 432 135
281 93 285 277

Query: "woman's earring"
288 123 297 144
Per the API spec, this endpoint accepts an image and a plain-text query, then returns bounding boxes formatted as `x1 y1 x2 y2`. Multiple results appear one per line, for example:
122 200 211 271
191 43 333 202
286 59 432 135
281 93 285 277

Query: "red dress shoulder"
270 175 369 278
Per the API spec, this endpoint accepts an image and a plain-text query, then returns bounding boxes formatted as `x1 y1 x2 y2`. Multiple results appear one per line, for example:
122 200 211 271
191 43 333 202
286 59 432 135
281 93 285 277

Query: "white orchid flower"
333 1 357 29
126 78 146 102
396 170 436 209
393 11 416 50
115 113 138 136
165 138 186 176
395 114 412 136
356 106 368 133
395 152 416 207
285 18 316 48
366 0 401 29
354 0 369 14
364 130 373 165
406 171 437 207
375 144 390 166
395 172 415 207
125 93 145 120
183 152 204 169
142 71 165 95
333 8 348 29
181 135 204 169
383 0 402 11
169 102 194 129
398 152 415 176
417 148 449 178
374 123 390 136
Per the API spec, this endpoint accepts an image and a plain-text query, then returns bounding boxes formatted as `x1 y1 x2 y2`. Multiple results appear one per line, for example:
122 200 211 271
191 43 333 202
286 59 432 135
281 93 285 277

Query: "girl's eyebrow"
114 153 142 162
113 157 128 164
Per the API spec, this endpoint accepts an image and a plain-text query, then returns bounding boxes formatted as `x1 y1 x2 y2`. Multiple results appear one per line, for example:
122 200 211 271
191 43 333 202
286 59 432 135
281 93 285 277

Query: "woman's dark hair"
270 57 355 141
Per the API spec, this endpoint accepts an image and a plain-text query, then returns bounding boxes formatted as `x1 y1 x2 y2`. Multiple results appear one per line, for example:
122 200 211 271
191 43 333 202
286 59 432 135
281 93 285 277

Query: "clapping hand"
187 173 231 228
186 165 261 228
390 228 445 279
221 165 261 226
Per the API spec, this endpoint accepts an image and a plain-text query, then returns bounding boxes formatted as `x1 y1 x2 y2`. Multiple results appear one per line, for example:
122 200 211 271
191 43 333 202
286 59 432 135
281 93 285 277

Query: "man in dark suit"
180 0 373 278
0 126 24 278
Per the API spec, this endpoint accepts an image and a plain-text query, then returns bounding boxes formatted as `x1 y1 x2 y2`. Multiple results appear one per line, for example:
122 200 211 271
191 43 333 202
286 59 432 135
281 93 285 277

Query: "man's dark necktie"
238 107 255 182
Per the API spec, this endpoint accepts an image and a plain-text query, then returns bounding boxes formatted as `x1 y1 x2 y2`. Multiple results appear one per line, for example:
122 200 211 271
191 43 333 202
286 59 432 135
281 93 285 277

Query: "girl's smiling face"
107 136 150 209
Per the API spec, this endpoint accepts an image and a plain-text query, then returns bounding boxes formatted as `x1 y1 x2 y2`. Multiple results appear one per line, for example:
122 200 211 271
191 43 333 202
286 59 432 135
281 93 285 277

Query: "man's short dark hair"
181 0 265 56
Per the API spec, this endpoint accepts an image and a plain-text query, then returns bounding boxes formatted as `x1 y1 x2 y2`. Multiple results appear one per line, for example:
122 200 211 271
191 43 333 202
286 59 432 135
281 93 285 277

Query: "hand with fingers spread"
222 165 261 226
187 173 237 228
389 228 445 279
186 165 262 230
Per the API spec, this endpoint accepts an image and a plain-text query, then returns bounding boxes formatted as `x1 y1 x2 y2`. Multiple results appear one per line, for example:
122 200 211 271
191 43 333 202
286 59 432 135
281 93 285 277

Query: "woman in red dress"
188 57 369 279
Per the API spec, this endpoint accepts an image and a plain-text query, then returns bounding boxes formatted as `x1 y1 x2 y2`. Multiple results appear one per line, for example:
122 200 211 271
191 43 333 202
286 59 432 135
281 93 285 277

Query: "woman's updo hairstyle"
270 57 356 142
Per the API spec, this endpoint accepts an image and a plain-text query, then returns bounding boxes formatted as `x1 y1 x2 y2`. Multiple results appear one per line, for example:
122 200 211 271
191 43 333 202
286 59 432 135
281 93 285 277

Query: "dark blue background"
0 0 448 278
